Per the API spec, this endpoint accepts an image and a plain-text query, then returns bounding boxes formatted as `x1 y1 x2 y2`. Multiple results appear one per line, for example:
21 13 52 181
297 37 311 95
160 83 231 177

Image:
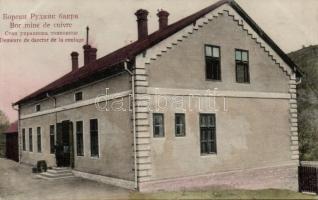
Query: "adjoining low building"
3 121 19 162
13 0 301 192
0 130 5 158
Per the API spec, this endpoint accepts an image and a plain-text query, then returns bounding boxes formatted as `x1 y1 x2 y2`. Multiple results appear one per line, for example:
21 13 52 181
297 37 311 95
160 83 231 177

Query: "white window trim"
175 113 186 137
36 126 42 153
151 113 165 139
75 120 85 157
21 128 26 151
89 118 100 159
28 127 33 153
74 91 83 102
49 124 55 155
34 104 41 112
199 112 218 157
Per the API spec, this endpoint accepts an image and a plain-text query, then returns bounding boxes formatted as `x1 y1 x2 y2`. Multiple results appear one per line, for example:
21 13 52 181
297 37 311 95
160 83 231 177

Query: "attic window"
235 49 250 83
75 91 83 101
205 45 221 80
35 104 41 112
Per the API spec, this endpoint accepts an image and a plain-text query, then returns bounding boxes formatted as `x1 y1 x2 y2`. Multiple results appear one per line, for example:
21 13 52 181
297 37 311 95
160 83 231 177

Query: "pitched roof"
14 0 301 105
3 121 18 134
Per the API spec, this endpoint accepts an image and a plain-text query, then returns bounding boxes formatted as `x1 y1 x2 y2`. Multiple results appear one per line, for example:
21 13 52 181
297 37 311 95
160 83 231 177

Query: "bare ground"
0 158 316 200
0 158 131 200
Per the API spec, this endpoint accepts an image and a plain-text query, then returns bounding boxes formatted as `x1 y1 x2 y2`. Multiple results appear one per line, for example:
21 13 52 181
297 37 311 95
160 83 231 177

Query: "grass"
129 188 317 199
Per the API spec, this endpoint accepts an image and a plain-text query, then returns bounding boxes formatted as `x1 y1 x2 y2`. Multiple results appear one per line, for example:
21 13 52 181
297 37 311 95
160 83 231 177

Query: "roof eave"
228 1 302 77
14 0 303 106
14 61 128 106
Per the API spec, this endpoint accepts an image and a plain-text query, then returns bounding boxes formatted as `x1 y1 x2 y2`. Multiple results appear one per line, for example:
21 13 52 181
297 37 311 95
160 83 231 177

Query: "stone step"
42 171 73 177
52 167 71 171
36 174 75 180
36 167 75 180
47 169 72 174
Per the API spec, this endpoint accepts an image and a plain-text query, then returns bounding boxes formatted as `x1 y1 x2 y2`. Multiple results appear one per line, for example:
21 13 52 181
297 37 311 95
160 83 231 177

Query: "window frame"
76 121 84 156
49 125 55 154
22 128 26 151
153 113 165 138
90 119 99 158
235 49 250 84
175 113 186 137
35 104 41 112
74 91 83 102
36 127 42 153
199 113 217 155
204 44 221 81
29 128 33 152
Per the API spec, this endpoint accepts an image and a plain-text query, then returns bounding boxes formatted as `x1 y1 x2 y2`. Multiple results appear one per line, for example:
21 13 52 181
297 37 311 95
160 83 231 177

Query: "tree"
0 110 9 157
289 45 318 160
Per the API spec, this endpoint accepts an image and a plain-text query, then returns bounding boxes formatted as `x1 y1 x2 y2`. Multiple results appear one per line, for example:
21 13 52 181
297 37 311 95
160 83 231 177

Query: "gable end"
136 3 298 79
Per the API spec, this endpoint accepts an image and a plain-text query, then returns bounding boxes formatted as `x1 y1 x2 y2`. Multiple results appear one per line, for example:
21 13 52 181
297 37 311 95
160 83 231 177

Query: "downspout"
11 104 20 163
296 77 302 85
295 75 301 168
46 93 57 125
124 60 138 190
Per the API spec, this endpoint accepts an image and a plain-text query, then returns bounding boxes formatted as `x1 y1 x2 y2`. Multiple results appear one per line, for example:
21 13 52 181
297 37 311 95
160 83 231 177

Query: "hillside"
289 45 318 160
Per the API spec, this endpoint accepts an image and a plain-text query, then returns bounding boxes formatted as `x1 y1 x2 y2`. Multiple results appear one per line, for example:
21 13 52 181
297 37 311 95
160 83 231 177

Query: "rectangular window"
235 49 250 83
90 119 99 157
200 114 217 154
175 113 185 137
29 128 33 152
50 125 55 154
75 91 83 101
76 121 84 156
37 127 41 153
22 128 26 151
205 45 221 80
35 104 41 112
153 113 164 137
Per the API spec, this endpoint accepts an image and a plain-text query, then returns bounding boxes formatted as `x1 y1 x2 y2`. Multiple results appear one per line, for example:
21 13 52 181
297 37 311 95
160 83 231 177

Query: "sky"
0 0 318 122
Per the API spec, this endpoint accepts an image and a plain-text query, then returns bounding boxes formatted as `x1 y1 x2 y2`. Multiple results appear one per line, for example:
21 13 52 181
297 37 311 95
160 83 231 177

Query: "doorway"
55 120 74 168
5 133 19 162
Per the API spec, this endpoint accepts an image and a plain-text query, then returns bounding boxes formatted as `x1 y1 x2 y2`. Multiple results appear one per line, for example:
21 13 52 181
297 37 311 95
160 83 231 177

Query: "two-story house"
13 0 302 192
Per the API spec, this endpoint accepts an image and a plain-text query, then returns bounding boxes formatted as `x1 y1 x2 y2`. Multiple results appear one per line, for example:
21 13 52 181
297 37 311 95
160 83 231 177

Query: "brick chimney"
157 10 169 30
83 44 91 65
135 9 149 40
71 51 79 71
82 26 97 65
89 48 97 62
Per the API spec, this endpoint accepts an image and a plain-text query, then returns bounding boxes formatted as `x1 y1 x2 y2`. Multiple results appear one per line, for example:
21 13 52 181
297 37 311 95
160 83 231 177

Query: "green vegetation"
0 110 9 157
289 45 318 161
129 188 316 199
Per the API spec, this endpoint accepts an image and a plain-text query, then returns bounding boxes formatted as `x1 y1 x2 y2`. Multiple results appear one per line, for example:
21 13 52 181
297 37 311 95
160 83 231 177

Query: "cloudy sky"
0 0 318 122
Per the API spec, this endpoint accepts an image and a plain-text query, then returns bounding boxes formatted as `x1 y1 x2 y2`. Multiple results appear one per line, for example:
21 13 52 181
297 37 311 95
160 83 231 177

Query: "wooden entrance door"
5 133 19 162
55 121 74 167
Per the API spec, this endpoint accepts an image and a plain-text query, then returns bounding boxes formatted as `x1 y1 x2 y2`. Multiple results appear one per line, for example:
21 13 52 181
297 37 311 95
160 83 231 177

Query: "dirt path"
0 158 131 200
